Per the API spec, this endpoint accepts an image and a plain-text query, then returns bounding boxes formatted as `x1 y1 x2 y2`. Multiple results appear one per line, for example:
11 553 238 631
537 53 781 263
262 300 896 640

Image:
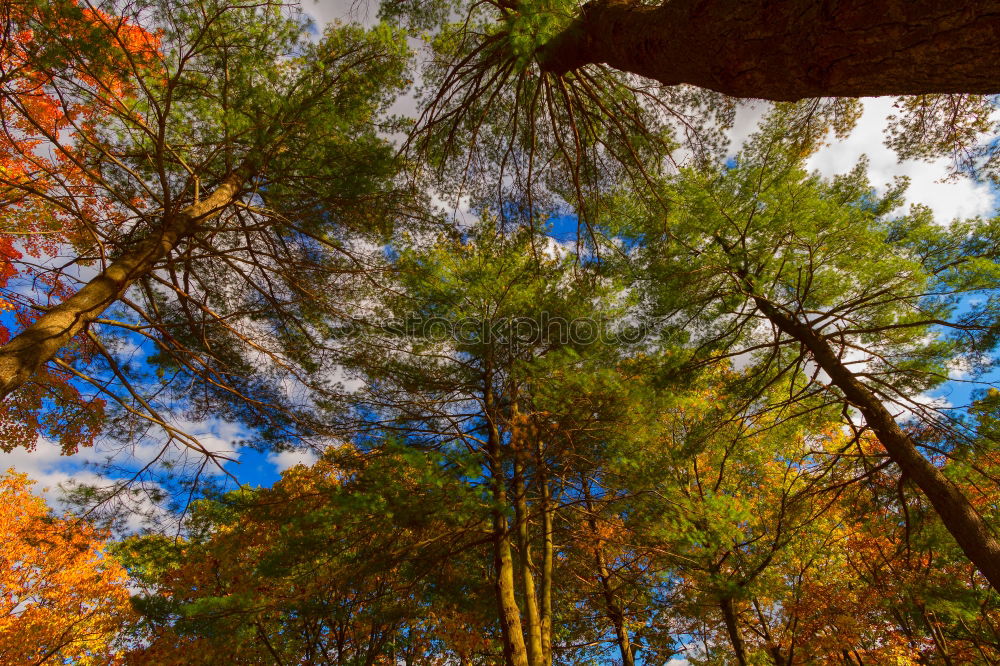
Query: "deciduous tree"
0 470 136 664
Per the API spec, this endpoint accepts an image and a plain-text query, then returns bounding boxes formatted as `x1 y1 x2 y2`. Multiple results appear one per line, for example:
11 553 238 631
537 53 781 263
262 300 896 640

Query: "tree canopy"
3 1 1000 665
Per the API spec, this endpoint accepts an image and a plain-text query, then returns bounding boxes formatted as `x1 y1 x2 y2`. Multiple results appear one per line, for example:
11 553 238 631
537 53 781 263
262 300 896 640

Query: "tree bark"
720 596 748 666
486 389 531 666
512 455 545 666
596 546 634 666
537 0 1000 101
0 173 243 399
492 528 530 666
538 455 553 666
752 296 1000 591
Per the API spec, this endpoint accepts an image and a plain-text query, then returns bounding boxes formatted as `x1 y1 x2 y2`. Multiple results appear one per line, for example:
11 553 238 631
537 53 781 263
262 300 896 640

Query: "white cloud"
947 355 974 381
726 101 771 155
268 448 320 472
0 415 250 516
303 0 379 28
727 98 997 222
0 437 172 531
0 437 105 505
807 97 997 222
167 416 246 475
904 391 953 418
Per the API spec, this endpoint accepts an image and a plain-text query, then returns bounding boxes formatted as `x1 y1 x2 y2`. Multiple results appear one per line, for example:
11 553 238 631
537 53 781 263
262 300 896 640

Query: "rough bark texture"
538 0 1000 101
753 297 1000 592
0 174 242 399
493 527 530 666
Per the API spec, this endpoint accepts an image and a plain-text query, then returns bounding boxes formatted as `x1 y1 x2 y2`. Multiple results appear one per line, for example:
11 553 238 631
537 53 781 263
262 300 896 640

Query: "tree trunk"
538 458 553 666
752 296 1000 591
597 547 634 666
720 596 749 666
493 528 530 666
0 173 243 399
486 389 530 666
512 455 545 666
537 0 1000 101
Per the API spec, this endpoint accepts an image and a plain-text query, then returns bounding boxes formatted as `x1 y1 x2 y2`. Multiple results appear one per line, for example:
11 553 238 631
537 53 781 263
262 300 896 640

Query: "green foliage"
501 0 577 68
612 110 1000 404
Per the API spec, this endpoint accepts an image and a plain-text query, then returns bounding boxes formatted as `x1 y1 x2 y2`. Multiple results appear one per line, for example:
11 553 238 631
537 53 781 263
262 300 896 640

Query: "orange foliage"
0 469 136 664
0 0 160 452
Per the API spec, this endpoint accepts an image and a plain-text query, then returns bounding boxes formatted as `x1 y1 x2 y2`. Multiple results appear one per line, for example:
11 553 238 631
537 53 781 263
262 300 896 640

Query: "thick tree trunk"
0 174 242 399
753 296 1000 591
493 526 530 666
537 0 1000 101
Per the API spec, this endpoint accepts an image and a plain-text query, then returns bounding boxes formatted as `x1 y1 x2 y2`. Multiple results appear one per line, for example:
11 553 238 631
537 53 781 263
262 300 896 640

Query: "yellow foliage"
0 470 136 664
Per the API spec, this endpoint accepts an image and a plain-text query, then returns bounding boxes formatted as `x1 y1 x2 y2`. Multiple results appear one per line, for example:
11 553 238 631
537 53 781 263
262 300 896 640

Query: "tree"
335 212 652 665
388 1 1000 187
551 360 858 664
0 0 410 460
0 0 163 453
0 469 136 664
107 201 1000 663
116 332 1000 664
613 109 1000 590
389 0 1000 101
121 447 488 664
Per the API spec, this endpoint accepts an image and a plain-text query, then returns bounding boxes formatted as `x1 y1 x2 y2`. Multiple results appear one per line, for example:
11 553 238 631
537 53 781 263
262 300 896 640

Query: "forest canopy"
2 0 1000 664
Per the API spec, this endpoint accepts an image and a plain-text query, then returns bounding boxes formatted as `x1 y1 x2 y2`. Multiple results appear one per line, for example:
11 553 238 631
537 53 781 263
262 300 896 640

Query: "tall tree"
0 0 163 453
0 0 410 457
388 1 1000 186
121 447 488 664
338 214 642 664
613 110 1000 590
387 0 1000 100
